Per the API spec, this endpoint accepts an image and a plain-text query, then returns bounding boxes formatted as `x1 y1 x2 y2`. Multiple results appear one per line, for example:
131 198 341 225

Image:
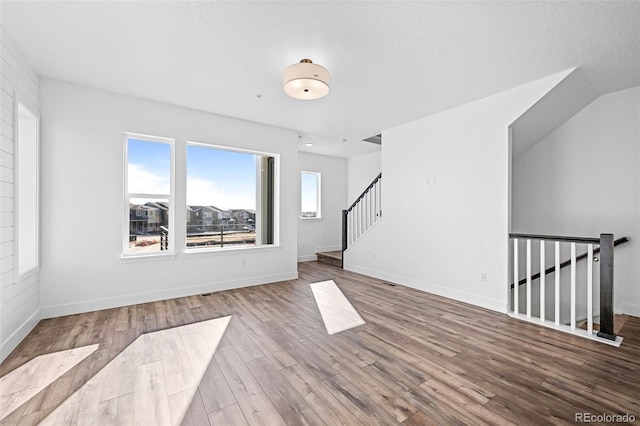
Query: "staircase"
342 173 383 263
316 251 343 268
313 174 382 270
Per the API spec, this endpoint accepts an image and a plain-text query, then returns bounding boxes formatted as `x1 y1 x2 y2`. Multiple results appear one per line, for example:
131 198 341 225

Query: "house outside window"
186 142 277 250
123 133 174 256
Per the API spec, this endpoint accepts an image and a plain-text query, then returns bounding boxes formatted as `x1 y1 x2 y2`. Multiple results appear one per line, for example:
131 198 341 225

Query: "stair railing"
342 173 382 265
160 226 169 251
511 236 628 288
509 233 621 345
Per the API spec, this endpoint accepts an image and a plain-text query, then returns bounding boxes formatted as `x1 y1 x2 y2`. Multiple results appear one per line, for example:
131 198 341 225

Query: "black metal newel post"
342 209 348 268
597 233 616 341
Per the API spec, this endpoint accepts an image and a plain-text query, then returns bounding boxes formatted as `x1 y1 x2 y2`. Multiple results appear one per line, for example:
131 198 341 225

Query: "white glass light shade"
283 59 330 100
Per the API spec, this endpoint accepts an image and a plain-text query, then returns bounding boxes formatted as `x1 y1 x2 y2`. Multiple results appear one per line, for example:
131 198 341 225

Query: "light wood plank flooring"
1 261 639 425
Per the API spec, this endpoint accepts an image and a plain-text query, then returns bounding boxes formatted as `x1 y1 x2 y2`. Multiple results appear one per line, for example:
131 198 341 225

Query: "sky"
301 172 319 213
128 139 257 210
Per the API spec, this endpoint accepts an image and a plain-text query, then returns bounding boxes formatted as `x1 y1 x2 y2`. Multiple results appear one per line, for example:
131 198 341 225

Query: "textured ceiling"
2 1 639 158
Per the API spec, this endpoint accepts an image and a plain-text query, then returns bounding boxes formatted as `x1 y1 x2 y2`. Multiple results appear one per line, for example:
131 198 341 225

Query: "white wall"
344 70 572 313
347 150 381 203
512 86 640 317
0 29 41 361
39 79 299 318
297 152 347 261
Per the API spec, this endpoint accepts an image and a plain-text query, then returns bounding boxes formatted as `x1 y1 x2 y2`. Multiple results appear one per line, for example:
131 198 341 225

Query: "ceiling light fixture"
305 143 314 147
283 59 330 100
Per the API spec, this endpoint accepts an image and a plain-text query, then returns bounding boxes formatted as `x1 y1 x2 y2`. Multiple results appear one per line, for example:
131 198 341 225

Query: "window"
15 101 39 278
186 143 277 250
124 133 174 256
301 171 321 218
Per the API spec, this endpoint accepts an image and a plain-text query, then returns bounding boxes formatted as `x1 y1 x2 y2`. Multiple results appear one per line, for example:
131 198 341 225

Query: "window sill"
121 252 178 263
184 244 281 258
300 217 323 221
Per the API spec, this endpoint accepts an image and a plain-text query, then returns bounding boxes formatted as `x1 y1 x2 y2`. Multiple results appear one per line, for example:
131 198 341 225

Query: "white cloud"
128 164 255 209
128 163 169 195
187 177 255 210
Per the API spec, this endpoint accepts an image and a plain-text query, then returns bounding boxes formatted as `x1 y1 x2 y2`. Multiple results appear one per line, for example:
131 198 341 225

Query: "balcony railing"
186 223 255 248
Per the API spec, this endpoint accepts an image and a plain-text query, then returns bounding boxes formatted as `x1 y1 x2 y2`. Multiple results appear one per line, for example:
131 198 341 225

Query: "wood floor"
1 261 640 425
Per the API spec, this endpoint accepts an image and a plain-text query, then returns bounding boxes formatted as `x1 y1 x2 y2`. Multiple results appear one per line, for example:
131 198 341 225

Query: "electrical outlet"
480 272 487 282
301 242 305 248
241 259 246 267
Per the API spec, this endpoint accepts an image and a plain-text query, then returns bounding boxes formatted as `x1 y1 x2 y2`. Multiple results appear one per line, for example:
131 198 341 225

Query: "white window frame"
123 132 175 257
14 97 40 281
185 141 280 252
301 171 322 219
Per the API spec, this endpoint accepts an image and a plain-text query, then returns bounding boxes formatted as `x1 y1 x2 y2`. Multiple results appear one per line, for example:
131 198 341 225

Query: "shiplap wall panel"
0 270 12 288
0 211 13 227
0 27 40 361
2 276 39 320
0 166 12 184
1 91 12 110
1 135 13 154
0 120 12 140
1 105 13 125
2 294 39 340
0 227 12 243
0 181 13 198
1 150 12 167
2 270 37 301
1 241 13 259
0 196 12 212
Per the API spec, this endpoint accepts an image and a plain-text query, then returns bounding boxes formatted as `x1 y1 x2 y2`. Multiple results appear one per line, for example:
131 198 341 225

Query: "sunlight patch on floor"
40 316 231 426
0 344 99 420
311 280 365 335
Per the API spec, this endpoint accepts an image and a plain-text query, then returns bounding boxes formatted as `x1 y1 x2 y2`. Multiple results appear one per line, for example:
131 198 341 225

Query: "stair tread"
316 251 342 268
316 251 342 260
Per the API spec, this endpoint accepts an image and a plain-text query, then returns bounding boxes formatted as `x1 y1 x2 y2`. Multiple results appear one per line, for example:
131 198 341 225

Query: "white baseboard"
298 255 318 262
40 271 299 319
1 308 41 363
315 245 341 253
622 303 640 317
344 263 507 314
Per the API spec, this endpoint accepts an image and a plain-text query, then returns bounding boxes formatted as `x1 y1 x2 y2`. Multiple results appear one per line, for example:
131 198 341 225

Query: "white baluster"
526 239 532 318
354 206 358 241
364 194 368 230
513 239 519 314
570 242 576 329
368 191 372 228
374 185 378 223
379 180 382 218
587 243 593 334
555 241 560 326
540 240 545 322
376 183 379 222
350 210 354 245
367 192 371 228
